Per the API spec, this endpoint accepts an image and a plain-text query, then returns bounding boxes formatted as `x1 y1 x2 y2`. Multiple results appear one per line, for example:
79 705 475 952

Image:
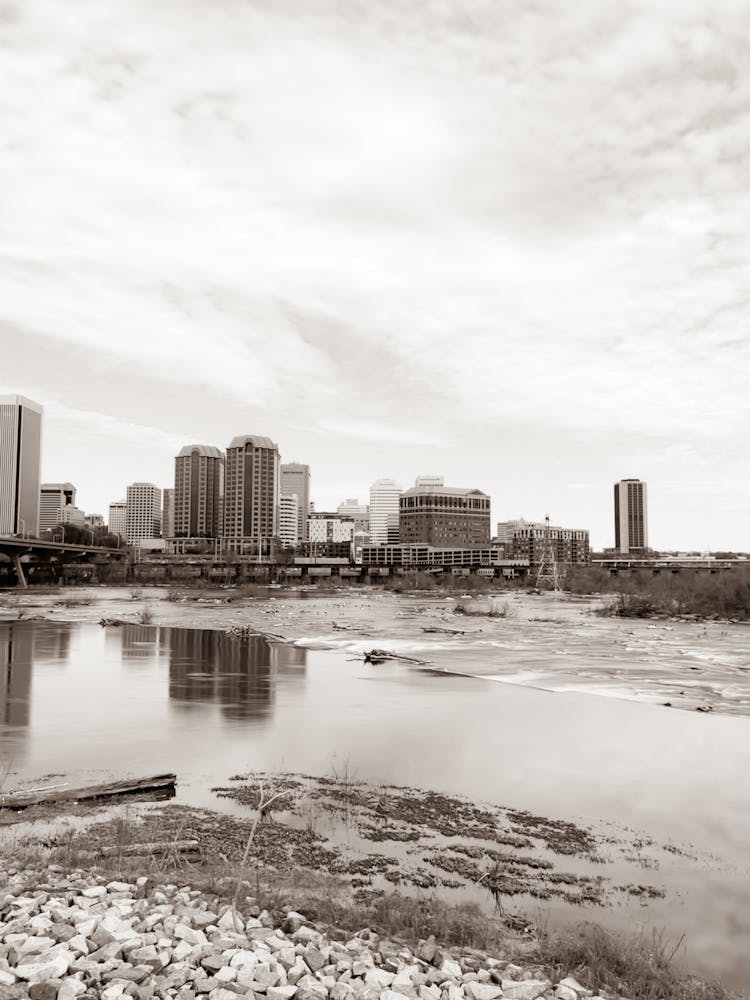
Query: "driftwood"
363 649 430 665
0 773 177 810
421 626 466 635
100 839 200 858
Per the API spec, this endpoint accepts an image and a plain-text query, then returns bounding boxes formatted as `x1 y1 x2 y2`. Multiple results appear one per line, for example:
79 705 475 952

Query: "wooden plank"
100 839 199 857
0 773 177 810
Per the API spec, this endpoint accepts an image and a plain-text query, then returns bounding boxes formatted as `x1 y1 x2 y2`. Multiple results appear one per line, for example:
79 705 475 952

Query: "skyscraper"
0 395 42 537
614 478 648 553
125 483 162 543
400 485 491 546
173 445 224 538
280 463 310 542
108 501 127 539
369 478 402 545
224 436 280 542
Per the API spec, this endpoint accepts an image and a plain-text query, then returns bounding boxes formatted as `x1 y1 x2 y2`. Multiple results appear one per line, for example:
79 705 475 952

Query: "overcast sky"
2 0 749 550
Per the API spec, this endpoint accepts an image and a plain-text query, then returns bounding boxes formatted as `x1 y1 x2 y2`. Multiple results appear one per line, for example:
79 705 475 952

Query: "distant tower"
0 395 42 536
39 483 77 534
125 483 162 543
279 493 299 547
224 435 280 543
280 463 311 542
108 501 127 539
174 445 224 538
369 478 402 545
614 478 648 553
162 487 175 538
535 515 561 591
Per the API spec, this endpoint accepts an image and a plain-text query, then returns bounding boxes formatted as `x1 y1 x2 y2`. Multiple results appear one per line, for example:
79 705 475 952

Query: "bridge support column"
11 554 27 588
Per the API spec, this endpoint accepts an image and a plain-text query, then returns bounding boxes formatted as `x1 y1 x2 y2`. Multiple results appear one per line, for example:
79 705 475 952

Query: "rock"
267 987 298 1000
81 887 107 899
557 979 592 998
501 982 550 1000
57 978 87 1000
417 939 437 964
364 968 395 989
282 913 306 935
28 980 63 1000
438 961 462 982
555 988 578 1000
465 985 503 1000
174 924 208 947
14 951 74 984
0 973 14 988
303 947 326 973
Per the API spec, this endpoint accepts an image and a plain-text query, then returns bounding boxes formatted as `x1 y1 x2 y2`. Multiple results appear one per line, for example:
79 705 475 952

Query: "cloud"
1 0 749 546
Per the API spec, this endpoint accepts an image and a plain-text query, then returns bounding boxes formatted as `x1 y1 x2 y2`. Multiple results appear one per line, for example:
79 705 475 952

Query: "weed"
137 606 154 625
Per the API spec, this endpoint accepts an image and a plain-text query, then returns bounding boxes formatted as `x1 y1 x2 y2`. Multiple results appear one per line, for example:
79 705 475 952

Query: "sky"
1 0 749 551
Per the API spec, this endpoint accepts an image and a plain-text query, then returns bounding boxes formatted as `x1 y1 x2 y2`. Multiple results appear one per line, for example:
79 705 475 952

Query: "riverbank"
0 792 742 1000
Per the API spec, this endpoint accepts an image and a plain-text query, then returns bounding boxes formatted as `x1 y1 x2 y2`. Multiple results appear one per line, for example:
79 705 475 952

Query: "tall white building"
279 493 299 547
125 483 162 543
108 501 127 539
369 478 402 545
614 478 648 553
280 463 310 542
39 483 77 534
0 395 42 536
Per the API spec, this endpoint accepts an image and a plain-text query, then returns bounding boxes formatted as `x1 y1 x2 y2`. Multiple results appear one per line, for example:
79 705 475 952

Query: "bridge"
592 557 745 574
0 536 126 587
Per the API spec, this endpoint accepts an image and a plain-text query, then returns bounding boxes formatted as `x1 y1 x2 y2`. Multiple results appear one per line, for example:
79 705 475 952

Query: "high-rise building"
614 478 648 553
336 498 370 533
174 445 223 538
496 519 590 566
400 485 491 546
369 478 402 545
85 514 105 530
125 483 162 543
279 493 299 547
162 487 175 539
0 395 42 537
224 436 280 542
280 463 310 542
414 475 444 487
39 483 76 534
108 501 127 539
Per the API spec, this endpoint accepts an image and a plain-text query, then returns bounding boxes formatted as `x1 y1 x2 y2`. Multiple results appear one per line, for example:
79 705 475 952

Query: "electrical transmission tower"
535 514 561 591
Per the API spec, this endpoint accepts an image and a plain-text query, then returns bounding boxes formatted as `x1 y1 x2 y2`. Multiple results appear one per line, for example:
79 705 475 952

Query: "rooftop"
177 444 224 459
401 486 489 498
228 435 278 451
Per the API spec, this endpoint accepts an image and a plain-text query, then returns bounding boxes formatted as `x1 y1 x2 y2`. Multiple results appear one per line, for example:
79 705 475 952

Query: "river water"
0 590 749 989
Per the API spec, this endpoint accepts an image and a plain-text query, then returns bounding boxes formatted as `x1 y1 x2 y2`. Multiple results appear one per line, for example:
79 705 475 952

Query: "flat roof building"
496 518 590 566
39 482 76 534
0 395 42 537
614 478 648 553
369 478 402 545
281 463 311 542
400 485 490 547
125 483 162 543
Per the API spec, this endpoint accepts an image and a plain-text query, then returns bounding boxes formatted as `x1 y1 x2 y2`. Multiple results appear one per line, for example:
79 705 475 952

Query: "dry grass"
536 921 737 1000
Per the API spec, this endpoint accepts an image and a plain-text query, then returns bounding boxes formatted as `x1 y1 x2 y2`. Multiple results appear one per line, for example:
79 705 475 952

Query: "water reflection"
167 628 306 721
0 623 33 728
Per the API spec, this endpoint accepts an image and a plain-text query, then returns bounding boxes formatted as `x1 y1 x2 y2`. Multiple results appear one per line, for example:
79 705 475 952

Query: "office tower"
279 494 299 547
108 501 127 539
0 395 42 536
369 478 402 545
173 445 223 538
162 488 175 538
496 518 590 566
400 485 491 546
614 478 648 553
39 483 76 534
336 498 370 533
85 514 104 530
414 475 444 487
280 463 310 542
224 436 280 541
125 483 162 543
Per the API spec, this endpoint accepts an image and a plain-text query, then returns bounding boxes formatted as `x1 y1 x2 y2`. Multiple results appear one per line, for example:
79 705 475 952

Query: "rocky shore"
0 866 615 1000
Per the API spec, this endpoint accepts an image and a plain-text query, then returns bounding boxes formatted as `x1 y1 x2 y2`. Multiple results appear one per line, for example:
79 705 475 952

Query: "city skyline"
2 2 749 550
